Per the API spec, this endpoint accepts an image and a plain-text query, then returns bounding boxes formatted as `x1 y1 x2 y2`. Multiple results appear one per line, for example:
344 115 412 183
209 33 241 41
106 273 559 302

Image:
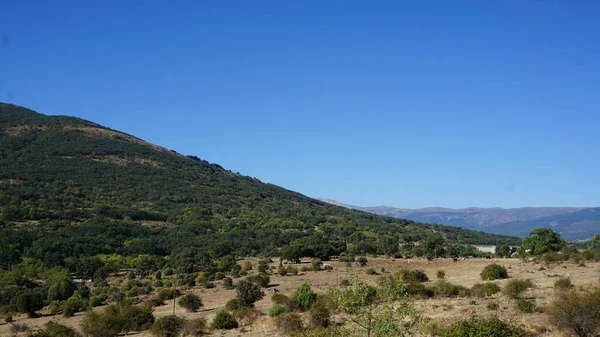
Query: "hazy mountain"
318 199 597 240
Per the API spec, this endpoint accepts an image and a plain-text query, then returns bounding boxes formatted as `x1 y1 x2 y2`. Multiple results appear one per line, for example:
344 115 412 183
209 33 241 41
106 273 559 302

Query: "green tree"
151 315 186 337
16 291 44 317
495 241 511 258
236 280 264 307
518 228 565 256
178 293 203 312
293 283 317 311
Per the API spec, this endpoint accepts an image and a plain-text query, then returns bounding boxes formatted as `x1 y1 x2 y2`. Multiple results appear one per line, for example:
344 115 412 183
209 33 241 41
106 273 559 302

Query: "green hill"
0 102 518 268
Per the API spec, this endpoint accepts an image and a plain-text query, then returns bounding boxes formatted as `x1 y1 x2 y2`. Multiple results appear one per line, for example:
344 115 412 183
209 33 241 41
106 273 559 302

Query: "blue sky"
1 1 599 208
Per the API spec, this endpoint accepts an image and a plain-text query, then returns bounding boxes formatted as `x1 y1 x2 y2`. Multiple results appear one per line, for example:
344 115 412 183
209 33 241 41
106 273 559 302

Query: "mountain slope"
0 103 519 266
319 199 597 240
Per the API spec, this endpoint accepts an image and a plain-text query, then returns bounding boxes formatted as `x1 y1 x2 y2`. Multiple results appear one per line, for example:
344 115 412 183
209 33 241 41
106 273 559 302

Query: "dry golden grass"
1 257 598 336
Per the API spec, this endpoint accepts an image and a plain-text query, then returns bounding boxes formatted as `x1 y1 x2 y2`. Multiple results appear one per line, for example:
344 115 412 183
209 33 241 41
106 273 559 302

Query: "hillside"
0 103 518 268
319 199 597 240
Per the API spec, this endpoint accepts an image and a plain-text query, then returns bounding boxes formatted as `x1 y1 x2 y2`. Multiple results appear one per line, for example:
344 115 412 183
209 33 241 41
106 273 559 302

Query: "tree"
293 283 317 311
421 233 446 259
236 280 264 307
178 293 203 312
16 291 44 317
586 234 600 252
518 228 565 256
212 309 238 330
495 240 511 258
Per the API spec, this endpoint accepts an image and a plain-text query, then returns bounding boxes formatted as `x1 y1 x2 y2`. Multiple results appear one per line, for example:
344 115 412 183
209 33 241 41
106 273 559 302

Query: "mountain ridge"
318 199 598 240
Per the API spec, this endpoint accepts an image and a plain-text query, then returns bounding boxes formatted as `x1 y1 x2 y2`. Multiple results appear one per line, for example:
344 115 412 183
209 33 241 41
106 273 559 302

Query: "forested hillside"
0 102 518 270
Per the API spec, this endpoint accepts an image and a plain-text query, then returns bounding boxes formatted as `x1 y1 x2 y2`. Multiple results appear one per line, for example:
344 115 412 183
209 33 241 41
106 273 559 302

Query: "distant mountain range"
319 199 600 241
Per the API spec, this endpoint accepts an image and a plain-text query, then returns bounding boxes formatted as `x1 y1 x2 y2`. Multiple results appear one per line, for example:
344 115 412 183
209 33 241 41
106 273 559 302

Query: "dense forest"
0 103 522 313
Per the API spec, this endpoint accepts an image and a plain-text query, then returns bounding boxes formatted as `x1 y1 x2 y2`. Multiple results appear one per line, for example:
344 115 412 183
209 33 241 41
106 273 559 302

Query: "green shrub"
405 282 432 297
37 321 81 337
434 281 470 298
397 269 429 283
487 302 499 311
554 277 573 290
278 266 288 276
269 304 286 317
293 283 317 311
356 256 368 267
441 316 533 337
222 277 234 289
471 282 501 297
120 302 155 332
151 315 186 337
236 280 264 307
548 287 600 337
225 298 245 311
365 268 376 275
287 266 299 275
233 307 260 326
157 288 180 303
274 312 304 333
178 294 203 312
503 279 533 299
212 309 238 330
63 296 85 317
516 299 535 313
246 273 270 287
436 269 446 279
480 264 509 280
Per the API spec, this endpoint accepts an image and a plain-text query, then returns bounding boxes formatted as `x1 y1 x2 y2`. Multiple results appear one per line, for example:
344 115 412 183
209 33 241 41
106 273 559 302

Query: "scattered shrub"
547 288 600 337
356 256 368 267
365 268 376 275
278 266 288 276
436 270 446 279
36 321 81 337
236 280 264 307
246 274 270 288
503 279 533 299
471 282 501 297
157 288 180 303
309 301 330 328
178 294 203 312
434 281 469 298
269 304 286 317
233 307 260 326
275 312 304 333
340 279 350 287
287 266 299 275
10 323 29 335
225 298 245 311
62 296 85 317
212 309 238 330
487 302 499 311
405 282 432 297
441 316 533 337
222 277 234 289
480 264 509 280
397 269 429 283
554 277 573 290
180 317 206 337
151 315 186 337
293 283 317 311
516 299 535 313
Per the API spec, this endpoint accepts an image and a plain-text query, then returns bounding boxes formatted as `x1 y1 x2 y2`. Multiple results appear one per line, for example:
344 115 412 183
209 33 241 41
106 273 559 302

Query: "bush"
81 310 122 337
287 266 299 275
309 301 330 328
503 279 533 299
225 298 245 311
181 317 207 336
554 277 573 290
63 296 85 317
157 288 180 303
246 274 270 288
120 303 155 332
357 256 368 267
480 264 508 280
434 281 469 298
236 280 264 306
516 299 535 313
222 277 233 289
397 269 429 283
487 302 499 311
441 316 533 337
278 266 288 276
471 282 501 297
293 283 317 311
436 270 446 279
36 321 81 337
178 294 203 312
271 293 298 311
151 315 186 337
405 282 432 298
275 312 304 333
365 268 376 275
548 288 600 337
233 307 260 326
269 305 286 317
16 291 44 317
212 309 238 330
89 294 107 307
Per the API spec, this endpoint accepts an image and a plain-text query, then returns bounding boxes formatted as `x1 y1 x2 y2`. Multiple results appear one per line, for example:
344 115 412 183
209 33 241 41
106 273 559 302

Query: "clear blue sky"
1 1 599 208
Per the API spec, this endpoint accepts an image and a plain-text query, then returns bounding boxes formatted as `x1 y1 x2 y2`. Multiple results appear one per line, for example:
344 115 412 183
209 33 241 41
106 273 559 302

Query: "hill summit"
0 102 517 266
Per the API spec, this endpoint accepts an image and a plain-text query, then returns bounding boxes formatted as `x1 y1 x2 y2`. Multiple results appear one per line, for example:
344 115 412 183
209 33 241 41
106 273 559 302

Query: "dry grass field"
1 257 598 337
